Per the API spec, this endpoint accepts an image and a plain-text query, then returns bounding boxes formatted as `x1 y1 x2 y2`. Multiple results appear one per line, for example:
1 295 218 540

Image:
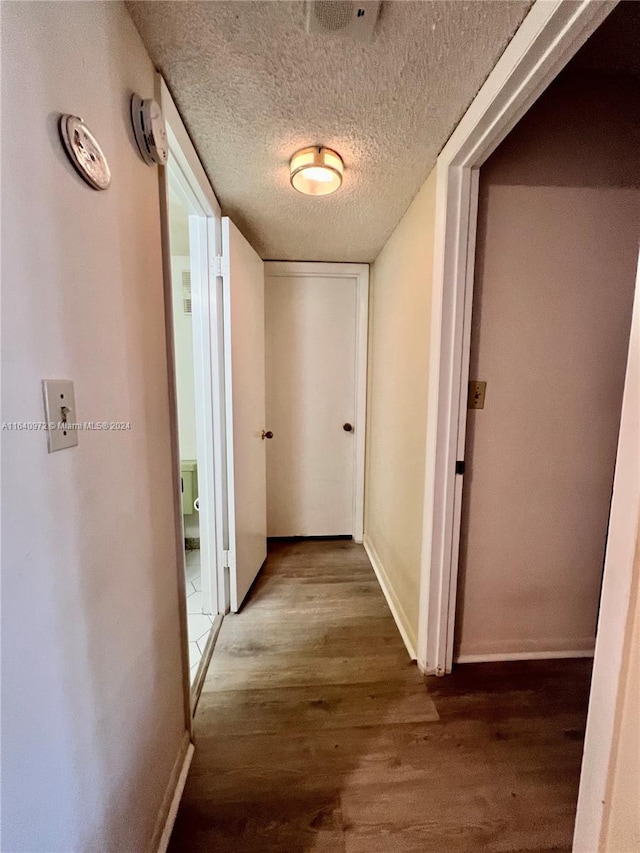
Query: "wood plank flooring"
169 539 592 853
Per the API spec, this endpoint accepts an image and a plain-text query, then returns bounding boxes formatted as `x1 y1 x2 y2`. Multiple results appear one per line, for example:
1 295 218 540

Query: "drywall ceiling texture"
127 0 531 262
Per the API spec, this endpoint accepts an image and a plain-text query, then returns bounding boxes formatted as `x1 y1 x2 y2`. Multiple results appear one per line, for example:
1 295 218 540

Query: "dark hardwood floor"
169 539 592 853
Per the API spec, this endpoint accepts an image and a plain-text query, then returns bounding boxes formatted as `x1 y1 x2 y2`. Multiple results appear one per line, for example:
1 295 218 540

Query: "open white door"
222 217 267 611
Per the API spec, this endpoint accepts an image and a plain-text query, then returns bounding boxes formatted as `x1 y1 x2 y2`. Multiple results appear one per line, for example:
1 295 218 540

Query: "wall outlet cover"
468 380 487 410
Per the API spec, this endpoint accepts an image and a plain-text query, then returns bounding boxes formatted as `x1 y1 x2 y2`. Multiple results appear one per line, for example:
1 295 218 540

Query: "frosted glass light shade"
290 147 343 196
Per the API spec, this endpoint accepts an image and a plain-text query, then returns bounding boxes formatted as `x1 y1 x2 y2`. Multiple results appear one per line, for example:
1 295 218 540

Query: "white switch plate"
42 380 78 452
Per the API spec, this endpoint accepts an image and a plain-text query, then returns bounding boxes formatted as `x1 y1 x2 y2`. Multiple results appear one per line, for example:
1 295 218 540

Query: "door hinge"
214 255 224 277
455 460 465 475
223 549 230 569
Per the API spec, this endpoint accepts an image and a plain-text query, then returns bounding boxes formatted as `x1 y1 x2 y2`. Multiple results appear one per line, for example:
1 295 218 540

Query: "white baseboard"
152 731 194 853
456 649 595 664
363 535 417 660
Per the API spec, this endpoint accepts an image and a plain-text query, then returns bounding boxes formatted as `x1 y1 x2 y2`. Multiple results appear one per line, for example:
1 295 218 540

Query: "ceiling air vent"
304 1 381 42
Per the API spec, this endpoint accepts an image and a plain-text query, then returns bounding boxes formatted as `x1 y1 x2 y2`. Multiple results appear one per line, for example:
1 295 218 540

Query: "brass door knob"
261 430 273 440
343 423 353 432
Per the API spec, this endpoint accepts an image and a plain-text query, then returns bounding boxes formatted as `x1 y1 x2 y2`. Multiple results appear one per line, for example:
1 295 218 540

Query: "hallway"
169 540 591 852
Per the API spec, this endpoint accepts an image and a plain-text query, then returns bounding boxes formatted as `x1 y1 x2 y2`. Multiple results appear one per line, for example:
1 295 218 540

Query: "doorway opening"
158 76 228 708
166 180 214 683
417 2 639 848
454 60 639 665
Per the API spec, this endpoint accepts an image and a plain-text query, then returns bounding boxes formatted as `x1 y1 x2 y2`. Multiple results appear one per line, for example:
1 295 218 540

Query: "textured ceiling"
128 1 532 261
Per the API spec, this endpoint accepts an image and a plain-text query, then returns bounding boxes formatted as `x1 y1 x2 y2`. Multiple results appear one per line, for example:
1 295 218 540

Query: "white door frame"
573 254 639 851
415 0 640 849
417 0 618 679
156 75 228 713
265 261 369 543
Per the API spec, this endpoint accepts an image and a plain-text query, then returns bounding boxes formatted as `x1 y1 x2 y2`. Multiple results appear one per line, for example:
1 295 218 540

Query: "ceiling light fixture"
290 146 343 196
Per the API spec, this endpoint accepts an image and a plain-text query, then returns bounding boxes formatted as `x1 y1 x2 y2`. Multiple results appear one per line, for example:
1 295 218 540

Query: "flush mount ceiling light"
290 146 344 196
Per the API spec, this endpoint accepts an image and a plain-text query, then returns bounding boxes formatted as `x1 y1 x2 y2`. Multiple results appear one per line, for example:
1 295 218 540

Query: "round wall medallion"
131 94 168 166
59 115 111 191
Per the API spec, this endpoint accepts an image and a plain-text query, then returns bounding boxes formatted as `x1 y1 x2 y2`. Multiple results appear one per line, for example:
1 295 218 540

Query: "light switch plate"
468 380 487 410
42 380 78 452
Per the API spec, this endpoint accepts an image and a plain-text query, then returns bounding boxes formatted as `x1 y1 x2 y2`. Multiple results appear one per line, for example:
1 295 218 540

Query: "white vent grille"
314 1 353 31
182 271 192 315
304 0 380 41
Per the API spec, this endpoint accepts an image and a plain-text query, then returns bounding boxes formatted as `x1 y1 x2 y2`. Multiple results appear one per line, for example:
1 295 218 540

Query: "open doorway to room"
166 182 212 683
158 77 228 705
454 22 640 666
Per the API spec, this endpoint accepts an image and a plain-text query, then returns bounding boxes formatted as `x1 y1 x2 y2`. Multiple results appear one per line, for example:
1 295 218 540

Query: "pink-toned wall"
1 3 187 849
456 74 640 659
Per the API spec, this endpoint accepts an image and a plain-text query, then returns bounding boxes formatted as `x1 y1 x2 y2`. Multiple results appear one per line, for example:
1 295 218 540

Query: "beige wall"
456 75 640 658
1 2 186 850
601 516 640 852
364 169 436 650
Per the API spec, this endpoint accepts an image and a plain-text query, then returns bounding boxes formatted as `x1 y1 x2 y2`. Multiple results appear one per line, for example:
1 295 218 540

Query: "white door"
264 263 368 537
222 218 267 611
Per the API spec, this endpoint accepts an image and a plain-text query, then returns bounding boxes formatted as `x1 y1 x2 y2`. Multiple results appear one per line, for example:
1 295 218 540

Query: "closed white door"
264 264 367 537
222 218 267 611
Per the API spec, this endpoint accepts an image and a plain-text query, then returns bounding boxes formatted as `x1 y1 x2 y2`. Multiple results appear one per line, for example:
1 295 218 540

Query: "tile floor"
185 549 213 684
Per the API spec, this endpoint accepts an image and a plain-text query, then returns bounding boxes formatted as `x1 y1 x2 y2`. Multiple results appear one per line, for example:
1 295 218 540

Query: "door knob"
343 423 353 432
261 430 273 440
